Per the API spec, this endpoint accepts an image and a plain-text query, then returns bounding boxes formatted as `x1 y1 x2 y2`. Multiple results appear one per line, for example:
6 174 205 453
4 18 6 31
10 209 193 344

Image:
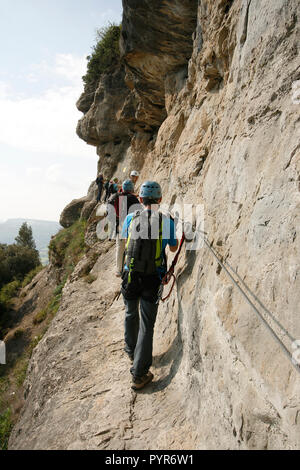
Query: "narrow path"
9 243 196 449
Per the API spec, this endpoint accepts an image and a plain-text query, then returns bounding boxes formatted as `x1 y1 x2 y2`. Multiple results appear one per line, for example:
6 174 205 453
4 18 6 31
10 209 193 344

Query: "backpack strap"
125 210 141 253
154 212 163 267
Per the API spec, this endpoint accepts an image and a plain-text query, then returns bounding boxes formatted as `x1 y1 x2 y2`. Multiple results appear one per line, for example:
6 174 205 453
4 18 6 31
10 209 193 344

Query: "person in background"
114 179 141 277
111 177 119 194
104 179 110 202
130 170 139 187
96 173 104 202
107 177 119 201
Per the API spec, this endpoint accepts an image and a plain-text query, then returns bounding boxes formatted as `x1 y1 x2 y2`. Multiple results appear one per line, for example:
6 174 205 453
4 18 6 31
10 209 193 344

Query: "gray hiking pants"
124 296 159 378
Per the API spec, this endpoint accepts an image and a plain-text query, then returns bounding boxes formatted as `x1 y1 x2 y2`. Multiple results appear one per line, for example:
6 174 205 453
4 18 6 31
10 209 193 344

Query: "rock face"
76 65 131 179
9 0 300 450
59 197 88 228
120 0 198 128
59 182 99 228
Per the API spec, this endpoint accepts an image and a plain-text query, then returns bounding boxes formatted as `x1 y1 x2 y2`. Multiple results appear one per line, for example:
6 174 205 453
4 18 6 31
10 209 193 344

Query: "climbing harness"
158 232 186 303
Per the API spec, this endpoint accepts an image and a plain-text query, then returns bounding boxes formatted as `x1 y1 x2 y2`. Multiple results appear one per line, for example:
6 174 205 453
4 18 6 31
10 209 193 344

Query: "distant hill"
0 219 62 265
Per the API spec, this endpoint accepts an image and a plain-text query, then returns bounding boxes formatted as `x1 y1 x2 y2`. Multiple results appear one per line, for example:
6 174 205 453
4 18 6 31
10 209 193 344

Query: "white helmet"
130 170 139 177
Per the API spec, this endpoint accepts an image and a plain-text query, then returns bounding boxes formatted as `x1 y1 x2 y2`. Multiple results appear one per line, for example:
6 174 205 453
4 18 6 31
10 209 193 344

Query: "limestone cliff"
9 0 300 450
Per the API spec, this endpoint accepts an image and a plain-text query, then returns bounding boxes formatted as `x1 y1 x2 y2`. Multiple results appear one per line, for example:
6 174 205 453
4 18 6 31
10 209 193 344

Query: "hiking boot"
131 371 154 390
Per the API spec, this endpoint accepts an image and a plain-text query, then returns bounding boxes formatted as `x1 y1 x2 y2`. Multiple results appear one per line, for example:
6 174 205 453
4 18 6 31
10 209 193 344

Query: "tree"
0 244 40 290
15 222 36 250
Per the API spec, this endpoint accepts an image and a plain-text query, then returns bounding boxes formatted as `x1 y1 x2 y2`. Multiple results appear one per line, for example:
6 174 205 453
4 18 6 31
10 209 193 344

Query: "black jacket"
96 176 103 186
107 192 141 224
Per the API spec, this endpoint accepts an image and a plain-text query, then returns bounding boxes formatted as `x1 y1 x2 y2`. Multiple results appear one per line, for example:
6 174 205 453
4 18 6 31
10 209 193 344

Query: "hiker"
96 173 104 202
112 179 141 277
104 179 110 202
108 177 119 199
121 181 178 390
129 170 139 186
105 178 121 239
104 177 118 203
106 178 138 241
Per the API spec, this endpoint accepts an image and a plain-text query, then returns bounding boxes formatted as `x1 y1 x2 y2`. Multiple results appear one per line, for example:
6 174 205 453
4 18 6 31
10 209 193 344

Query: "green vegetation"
33 308 47 325
0 407 12 450
14 359 29 387
0 292 59 449
0 218 61 266
0 375 12 450
49 219 87 276
0 280 20 311
34 219 88 327
0 222 41 291
33 278 67 325
0 244 40 291
0 220 88 449
0 223 42 338
0 328 44 449
83 23 121 86
15 222 37 251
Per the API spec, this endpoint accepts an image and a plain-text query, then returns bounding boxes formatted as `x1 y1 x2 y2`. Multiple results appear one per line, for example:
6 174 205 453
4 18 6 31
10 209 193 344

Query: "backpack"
109 182 118 195
125 211 164 278
107 193 141 220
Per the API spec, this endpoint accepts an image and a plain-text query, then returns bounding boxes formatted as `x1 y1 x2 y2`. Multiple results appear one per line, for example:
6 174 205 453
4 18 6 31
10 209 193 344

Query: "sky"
0 0 123 222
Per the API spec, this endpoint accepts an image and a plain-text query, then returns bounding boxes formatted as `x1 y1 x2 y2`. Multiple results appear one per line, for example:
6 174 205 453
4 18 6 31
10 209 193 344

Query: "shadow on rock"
146 248 198 393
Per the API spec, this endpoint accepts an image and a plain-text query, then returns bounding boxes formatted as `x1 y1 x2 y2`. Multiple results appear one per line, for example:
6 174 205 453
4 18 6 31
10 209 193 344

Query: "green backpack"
125 211 164 281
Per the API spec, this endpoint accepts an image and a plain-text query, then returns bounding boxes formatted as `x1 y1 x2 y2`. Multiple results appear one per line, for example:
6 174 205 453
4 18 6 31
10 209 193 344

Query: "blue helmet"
139 181 162 200
122 179 134 193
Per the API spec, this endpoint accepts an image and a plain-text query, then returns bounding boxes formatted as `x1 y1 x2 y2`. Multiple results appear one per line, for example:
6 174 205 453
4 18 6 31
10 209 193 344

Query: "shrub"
82 23 121 86
0 280 21 312
0 408 12 450
33 308 47 325
49 220 87 276
0 244 41 290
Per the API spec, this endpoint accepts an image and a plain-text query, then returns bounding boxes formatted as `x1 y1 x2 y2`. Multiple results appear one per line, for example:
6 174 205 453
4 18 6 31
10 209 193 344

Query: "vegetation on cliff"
0 223 41 333
82 23 121 86
0 220 88 449
49 219 87 276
